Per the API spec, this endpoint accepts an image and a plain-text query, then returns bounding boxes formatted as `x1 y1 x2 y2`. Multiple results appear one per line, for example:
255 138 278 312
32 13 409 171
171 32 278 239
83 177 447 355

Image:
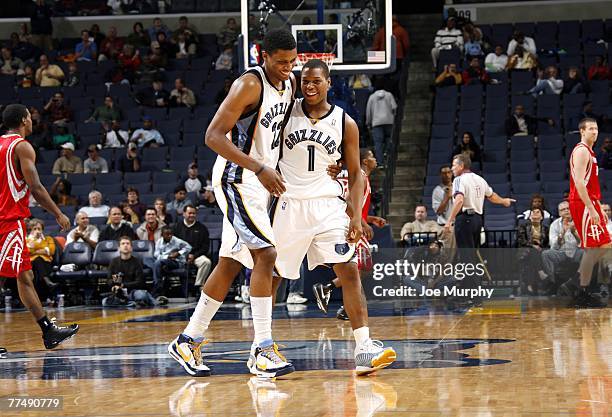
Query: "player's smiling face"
264 49 297 82
301 67 330 106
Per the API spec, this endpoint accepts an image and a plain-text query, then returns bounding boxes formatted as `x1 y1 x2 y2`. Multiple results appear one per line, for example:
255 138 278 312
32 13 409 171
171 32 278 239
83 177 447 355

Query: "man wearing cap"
130 116 164 148
183 163 206 193
167 185 193 216
52 142 83 175
83 145 109 174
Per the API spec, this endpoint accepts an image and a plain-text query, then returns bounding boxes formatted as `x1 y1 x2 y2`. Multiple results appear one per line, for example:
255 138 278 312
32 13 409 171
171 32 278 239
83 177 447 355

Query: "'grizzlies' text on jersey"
278 98 345 199
212 66 293 186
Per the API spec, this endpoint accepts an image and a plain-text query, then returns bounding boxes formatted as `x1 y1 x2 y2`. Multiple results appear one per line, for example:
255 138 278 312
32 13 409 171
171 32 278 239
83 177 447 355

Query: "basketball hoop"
296 52 336 70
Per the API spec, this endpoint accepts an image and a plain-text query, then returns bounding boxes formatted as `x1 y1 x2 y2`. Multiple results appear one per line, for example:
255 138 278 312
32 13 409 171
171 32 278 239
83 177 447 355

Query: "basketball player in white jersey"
271 59 396 375
168 30 296 378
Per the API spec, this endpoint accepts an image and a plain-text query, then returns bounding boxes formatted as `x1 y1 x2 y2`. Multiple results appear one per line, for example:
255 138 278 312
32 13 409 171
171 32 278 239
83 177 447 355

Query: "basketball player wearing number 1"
271 59 396 375
0 104 78 352
568 118 611 308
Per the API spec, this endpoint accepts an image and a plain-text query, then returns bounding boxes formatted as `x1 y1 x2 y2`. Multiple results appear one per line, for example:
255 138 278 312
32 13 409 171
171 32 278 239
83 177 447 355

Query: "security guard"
443 154 515 248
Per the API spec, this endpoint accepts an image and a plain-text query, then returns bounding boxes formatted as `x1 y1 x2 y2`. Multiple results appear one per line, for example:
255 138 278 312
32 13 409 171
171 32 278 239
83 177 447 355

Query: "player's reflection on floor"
167 376 398 417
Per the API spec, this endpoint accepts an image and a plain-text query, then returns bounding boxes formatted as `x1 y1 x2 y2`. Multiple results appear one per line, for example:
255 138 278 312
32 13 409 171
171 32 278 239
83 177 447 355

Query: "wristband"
255 164 265 176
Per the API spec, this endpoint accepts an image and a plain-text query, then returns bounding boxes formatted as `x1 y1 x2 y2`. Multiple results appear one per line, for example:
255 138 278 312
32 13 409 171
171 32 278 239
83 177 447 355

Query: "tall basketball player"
168 29 296 378
0 104 78 351
568 118 611 308
271 59 396 375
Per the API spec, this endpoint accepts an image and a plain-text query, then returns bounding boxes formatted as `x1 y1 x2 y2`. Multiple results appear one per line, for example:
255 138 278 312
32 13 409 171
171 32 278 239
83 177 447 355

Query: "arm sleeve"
484 181 493 198
507 40 516 56
431 186 443 212
452 177 464 198
178 238 192 257
549 221 560 250
90 227 99 243
365 96 373 126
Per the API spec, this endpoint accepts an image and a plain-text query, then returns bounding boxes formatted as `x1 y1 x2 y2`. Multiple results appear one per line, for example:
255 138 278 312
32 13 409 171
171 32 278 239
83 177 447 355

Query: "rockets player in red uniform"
0 104 78 353
568 118 611 308
313 149 387 320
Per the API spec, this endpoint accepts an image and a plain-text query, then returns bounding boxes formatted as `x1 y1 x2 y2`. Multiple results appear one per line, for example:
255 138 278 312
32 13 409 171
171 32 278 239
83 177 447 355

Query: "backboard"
240 0 394 74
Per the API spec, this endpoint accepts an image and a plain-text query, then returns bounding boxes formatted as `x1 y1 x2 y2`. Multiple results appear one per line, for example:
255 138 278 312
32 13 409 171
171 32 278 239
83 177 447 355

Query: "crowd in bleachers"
424 15 612 295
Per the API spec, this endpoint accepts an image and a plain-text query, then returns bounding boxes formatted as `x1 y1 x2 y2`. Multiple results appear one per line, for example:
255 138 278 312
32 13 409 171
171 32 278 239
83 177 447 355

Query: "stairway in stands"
386 14 442 239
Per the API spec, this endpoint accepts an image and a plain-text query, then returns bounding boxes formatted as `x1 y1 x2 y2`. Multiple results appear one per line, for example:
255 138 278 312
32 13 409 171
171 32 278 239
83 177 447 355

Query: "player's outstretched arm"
343 115 363 243
570 146 600 224
15 141 70 231
205 74 285 196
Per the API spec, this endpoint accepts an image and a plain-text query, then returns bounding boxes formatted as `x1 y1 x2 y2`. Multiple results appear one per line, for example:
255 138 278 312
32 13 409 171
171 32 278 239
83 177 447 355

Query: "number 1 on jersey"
307 145 315 171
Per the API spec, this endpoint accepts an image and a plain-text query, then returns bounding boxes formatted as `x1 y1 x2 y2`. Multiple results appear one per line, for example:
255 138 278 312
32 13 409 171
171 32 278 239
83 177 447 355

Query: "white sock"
353 326 370 346
250 296 273 345
183 292 222 339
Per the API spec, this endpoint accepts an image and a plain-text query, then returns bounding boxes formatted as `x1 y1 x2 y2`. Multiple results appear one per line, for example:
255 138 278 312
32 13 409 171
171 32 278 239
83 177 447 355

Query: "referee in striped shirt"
443 154 515 248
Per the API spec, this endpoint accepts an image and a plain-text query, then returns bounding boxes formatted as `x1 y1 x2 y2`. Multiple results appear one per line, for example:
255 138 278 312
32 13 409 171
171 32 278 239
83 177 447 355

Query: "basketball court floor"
0 299 610 416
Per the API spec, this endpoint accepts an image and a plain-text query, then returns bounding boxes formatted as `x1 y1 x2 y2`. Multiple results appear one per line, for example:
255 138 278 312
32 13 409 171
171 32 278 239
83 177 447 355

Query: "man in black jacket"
173 205 211 287
99 206 137 242
506 104 554 136
104 236 157 306
517 208 550 295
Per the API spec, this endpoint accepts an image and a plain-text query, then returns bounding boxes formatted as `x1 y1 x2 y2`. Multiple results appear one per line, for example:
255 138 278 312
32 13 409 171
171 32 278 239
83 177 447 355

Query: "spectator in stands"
462 57 491 85
8 33 36 65
170 78 196 108
19 23 32 43
434 63 462 87
127 22 150 49
103 120 129 148
124 187 147 221
172 32 196 59
484 46 508 73
106 236 157 307
597 136 612 169
366 79 397 165
525 66 563 97
462 22 483 45
463 34 483 61
373 15 409 72
28 106 50 149
26 219 58 301
506 45 537 71
217 17 239 48
506 104 554 136
167 185 193 216
100 206 137 241
200 184 217 208
51 121 76 148
18 65 35 88
563 66 586 94
118 201 139 224
174 205 212 287
183 162 206 193
117 44 141 83
587 55 610 81
507 31 536 57
35 55 64 87
541 201 582 292
432 165 453 226
98 26 124 62
89 24 105 47
400 205 443 244
173 16 199 46
452 131 482 166
107 0 123 15
80 190 110 219
52 142 83 175
154 198 173 224
0 47 24 76
30 0 53 51
214 46 234 71
215 77 234 105
148 17 171 41
87 96 123 126
117 143 141 172
136 80 169 108
67 211 99 249
602 203 612 235
49 178 78 206
147 226 192 301
149 41 168 69
431 17 463 70
136 207 165 241
83 144 109 173
134 54 163 85
518 194 552 221
517 207 549 295
130 116 164 147
62 62 80 87
75 29 97 62
43 92 72 125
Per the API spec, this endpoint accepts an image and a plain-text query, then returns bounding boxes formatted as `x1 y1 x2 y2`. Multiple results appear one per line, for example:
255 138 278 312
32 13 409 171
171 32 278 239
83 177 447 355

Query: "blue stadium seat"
77 122 103 137
125 107 143 122
434 96 457 113
511 172 537 183
515 22 535 36
170 146 196 161
491 183 510 195
540 170 566 182
125 181 151 193
164 132 181 147
185 72 207 91
433 111 455 125
538 134 563 149
191 57 213 71
538 148 564 161
95 172 123 186
582 20 604 40
79 135 100 149
484 149 506 163
510 160 537 173
484 122 506 137
142 147 168 162
153 171 179 184
169 107 193 120
144 107 168 122
71 184 94 199
183 132 204 147
512 182 541 194
183 118 210 134
511 96 534 113
510 135 535 151
483 136 508 152
540 160 566 172
193 105 217 123
157 119 182 135
429 138 454 152
483 162 507 174
152 182 177 194
67 173 94 186
490 23 513 47
141 160 167 171
435 86 458 100
510 149 535 161
428 151 451 164
565 133 581 149
96 183 123 195
543 181 567 194
124 172 151 185
459 96 482 111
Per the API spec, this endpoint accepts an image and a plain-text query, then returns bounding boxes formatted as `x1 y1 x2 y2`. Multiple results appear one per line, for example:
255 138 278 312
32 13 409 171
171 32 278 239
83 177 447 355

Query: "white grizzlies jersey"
278 98 345 199
212 66 292 186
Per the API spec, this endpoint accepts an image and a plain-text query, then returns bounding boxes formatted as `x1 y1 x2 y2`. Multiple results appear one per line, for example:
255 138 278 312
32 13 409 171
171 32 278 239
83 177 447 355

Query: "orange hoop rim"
295 52 336 68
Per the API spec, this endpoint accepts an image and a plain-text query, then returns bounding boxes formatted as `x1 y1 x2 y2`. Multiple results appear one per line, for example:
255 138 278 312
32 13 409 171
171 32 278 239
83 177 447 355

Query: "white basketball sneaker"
354 339 396 376
250 339 294 378
168 334 211 377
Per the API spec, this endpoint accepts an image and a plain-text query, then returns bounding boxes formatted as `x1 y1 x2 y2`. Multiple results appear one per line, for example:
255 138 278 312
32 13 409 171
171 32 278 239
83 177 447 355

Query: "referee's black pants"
454 212 484 295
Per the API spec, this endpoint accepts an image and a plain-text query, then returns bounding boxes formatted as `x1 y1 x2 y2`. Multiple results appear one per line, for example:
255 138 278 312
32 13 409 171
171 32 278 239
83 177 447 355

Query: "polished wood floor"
0 299 610 417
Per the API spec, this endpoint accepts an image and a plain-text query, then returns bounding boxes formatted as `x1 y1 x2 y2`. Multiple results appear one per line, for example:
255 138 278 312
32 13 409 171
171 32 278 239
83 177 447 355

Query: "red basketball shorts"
568 199 612 248
0 219 32 278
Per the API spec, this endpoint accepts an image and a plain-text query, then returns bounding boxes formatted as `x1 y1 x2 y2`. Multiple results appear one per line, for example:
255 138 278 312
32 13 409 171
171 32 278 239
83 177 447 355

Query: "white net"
295 53 336 70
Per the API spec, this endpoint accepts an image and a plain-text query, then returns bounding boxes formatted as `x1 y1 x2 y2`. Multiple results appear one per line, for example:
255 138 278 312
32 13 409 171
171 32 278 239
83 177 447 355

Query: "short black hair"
302 58 330 79
162 225 173 234
263 29 296 55
2 104 28 129
183 204 196 213
174 185 187 194
360 148 373 161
